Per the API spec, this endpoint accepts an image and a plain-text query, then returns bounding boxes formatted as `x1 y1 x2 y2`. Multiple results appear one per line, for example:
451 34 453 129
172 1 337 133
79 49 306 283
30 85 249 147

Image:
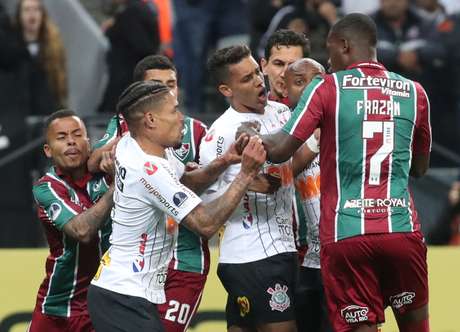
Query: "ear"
43 144 52 159
342 38 350 54
260 58 268 74
144 111 156 129
218 84 232 98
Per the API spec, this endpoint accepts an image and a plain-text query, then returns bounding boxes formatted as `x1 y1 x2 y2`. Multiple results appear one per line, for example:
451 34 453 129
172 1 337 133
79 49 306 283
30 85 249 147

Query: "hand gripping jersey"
94 114 210 275
91 135 201 303
295 155 321 268
32 168 112 317
200 101 297 264
283 62 431 245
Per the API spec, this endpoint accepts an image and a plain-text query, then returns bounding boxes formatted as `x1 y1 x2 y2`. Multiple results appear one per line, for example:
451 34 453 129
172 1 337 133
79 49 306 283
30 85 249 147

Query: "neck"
59 166 87 182
230 99 265 115
23 29 39 43
134 132 166 158
349 51 378 67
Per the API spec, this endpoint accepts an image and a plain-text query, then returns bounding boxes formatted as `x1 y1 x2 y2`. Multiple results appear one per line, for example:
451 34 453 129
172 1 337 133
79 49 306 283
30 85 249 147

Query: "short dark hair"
330 13 377 47
264 29 310 60
43 109 78 137
132 55 177 82
117 80 170 127
207 45 251 86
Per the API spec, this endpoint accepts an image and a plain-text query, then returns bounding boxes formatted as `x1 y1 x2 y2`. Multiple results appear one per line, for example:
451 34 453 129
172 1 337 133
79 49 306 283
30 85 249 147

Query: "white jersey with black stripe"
91 134 201 304
200 101 297 264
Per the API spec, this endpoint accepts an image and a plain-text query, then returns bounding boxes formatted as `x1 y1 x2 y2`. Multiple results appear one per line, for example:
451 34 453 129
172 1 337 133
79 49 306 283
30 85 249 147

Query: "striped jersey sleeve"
412 82 432 155
32 180 82 231
93 115 120 149
282 76 326 142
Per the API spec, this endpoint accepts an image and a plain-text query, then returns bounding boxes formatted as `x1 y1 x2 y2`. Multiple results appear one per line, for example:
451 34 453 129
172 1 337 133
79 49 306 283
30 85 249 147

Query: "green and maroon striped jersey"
32 167 111 317
95 115 210 274
283 62 431 245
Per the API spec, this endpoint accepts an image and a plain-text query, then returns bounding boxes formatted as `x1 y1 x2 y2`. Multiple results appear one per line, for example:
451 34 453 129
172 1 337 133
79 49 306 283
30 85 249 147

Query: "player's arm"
62 186 114 243
180 135 247 194
292 133 319 177
88 116 120 173
182 136 266 239
410 82 432 178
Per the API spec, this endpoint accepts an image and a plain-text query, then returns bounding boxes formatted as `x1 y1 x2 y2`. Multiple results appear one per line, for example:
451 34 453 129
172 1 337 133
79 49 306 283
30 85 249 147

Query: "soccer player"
88 55 232 331
30 110 114 332
201 45 298 332
285 58 333 332
87 81 266 331
237 13 431 332
261 29 310 106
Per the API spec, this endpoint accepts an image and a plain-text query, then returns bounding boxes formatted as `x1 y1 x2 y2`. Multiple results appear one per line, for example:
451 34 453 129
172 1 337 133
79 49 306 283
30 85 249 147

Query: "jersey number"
362 121 394 186
165 300 191 324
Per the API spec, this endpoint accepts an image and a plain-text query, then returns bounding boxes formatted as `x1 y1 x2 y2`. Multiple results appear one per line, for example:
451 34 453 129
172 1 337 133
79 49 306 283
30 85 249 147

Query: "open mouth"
64 148 80 157
258 89 267 102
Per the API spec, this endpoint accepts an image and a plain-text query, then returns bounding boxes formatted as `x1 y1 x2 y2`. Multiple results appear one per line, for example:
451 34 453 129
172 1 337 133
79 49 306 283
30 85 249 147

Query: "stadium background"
0 0 459 331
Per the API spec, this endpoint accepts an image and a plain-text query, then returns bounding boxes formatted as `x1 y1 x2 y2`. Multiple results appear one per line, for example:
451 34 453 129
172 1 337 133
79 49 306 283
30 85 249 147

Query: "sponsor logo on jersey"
237 296 250 317
173 192 188 207
343 198 407 209
48 203 62 221
342 74 410 98
204 129 214 142
341 305 369 324
216 136 225 157
390 292 415 310
144 161 158 176
173 143 190 161
242 194 253 229
133 233 148 272
267 284 290 312
140 178 179 216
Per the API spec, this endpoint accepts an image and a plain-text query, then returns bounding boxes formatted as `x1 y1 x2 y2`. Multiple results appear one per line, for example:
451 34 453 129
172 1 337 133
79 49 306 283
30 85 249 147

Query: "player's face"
262 45 303 99
154 92 184 149
326 32 348 73
226 56 267 113
44 116 90 172
284 69 315 107
144 69 178 97
20 0 43 34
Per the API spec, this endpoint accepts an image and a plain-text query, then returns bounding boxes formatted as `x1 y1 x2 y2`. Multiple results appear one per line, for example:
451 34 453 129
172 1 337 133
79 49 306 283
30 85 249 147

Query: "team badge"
144 161 158 176
267 283 290 312
48 203 62 221
237 296 250 317
173 143 190 161
173 192 188 207
92 180 101 192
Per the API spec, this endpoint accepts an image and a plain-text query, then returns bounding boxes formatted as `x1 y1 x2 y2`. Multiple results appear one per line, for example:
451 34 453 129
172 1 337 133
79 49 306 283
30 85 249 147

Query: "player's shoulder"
185 115 207 130
208 107 241 133
33 169 67 201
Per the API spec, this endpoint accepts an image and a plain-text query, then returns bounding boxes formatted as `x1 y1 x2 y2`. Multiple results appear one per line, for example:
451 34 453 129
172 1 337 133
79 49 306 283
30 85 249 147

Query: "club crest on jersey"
144 161 158 176
173 192 188 207
267 284 290 312
237 296 250 317
173 143 190 161
341 305 369 324
390 292 415 310
242 194 253 229
92 179 102 192
133 233 148 272
48 203 62 221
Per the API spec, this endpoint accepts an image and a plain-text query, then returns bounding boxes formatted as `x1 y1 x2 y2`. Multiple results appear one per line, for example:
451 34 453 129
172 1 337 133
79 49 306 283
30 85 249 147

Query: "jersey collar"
54 166 93 190
346 61 387 71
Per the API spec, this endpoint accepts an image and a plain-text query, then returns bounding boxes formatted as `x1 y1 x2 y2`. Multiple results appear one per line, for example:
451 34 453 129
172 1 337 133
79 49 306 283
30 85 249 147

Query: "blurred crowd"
0 0 459 245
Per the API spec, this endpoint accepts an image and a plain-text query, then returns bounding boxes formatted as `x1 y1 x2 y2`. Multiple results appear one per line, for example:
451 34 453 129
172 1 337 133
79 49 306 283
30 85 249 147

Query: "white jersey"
200 101 296 264
92 135 201 303
295 155 321 269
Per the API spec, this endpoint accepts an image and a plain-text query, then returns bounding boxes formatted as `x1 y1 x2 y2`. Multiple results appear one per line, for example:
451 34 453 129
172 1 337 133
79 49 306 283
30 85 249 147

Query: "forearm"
88 141 116 173
185 172 253 239
181 156 229 194
64 187 114 243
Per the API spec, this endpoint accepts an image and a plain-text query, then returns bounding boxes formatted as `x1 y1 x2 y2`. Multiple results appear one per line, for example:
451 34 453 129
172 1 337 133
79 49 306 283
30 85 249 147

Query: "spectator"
14 0 68 114
98 0 160 113
414 0 447 25
172 0 249 114
428 181 460 245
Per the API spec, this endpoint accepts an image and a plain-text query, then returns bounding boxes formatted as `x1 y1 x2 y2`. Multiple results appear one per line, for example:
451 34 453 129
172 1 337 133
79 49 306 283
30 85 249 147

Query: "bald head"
285 58 325 107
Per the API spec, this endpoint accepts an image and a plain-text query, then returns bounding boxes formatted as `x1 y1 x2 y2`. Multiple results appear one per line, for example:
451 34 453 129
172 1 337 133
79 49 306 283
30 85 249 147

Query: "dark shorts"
295 266 332 332
217 252 298 328
321 232 428 332
28 308 94 332
157 268 207 332
87 284 164 332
